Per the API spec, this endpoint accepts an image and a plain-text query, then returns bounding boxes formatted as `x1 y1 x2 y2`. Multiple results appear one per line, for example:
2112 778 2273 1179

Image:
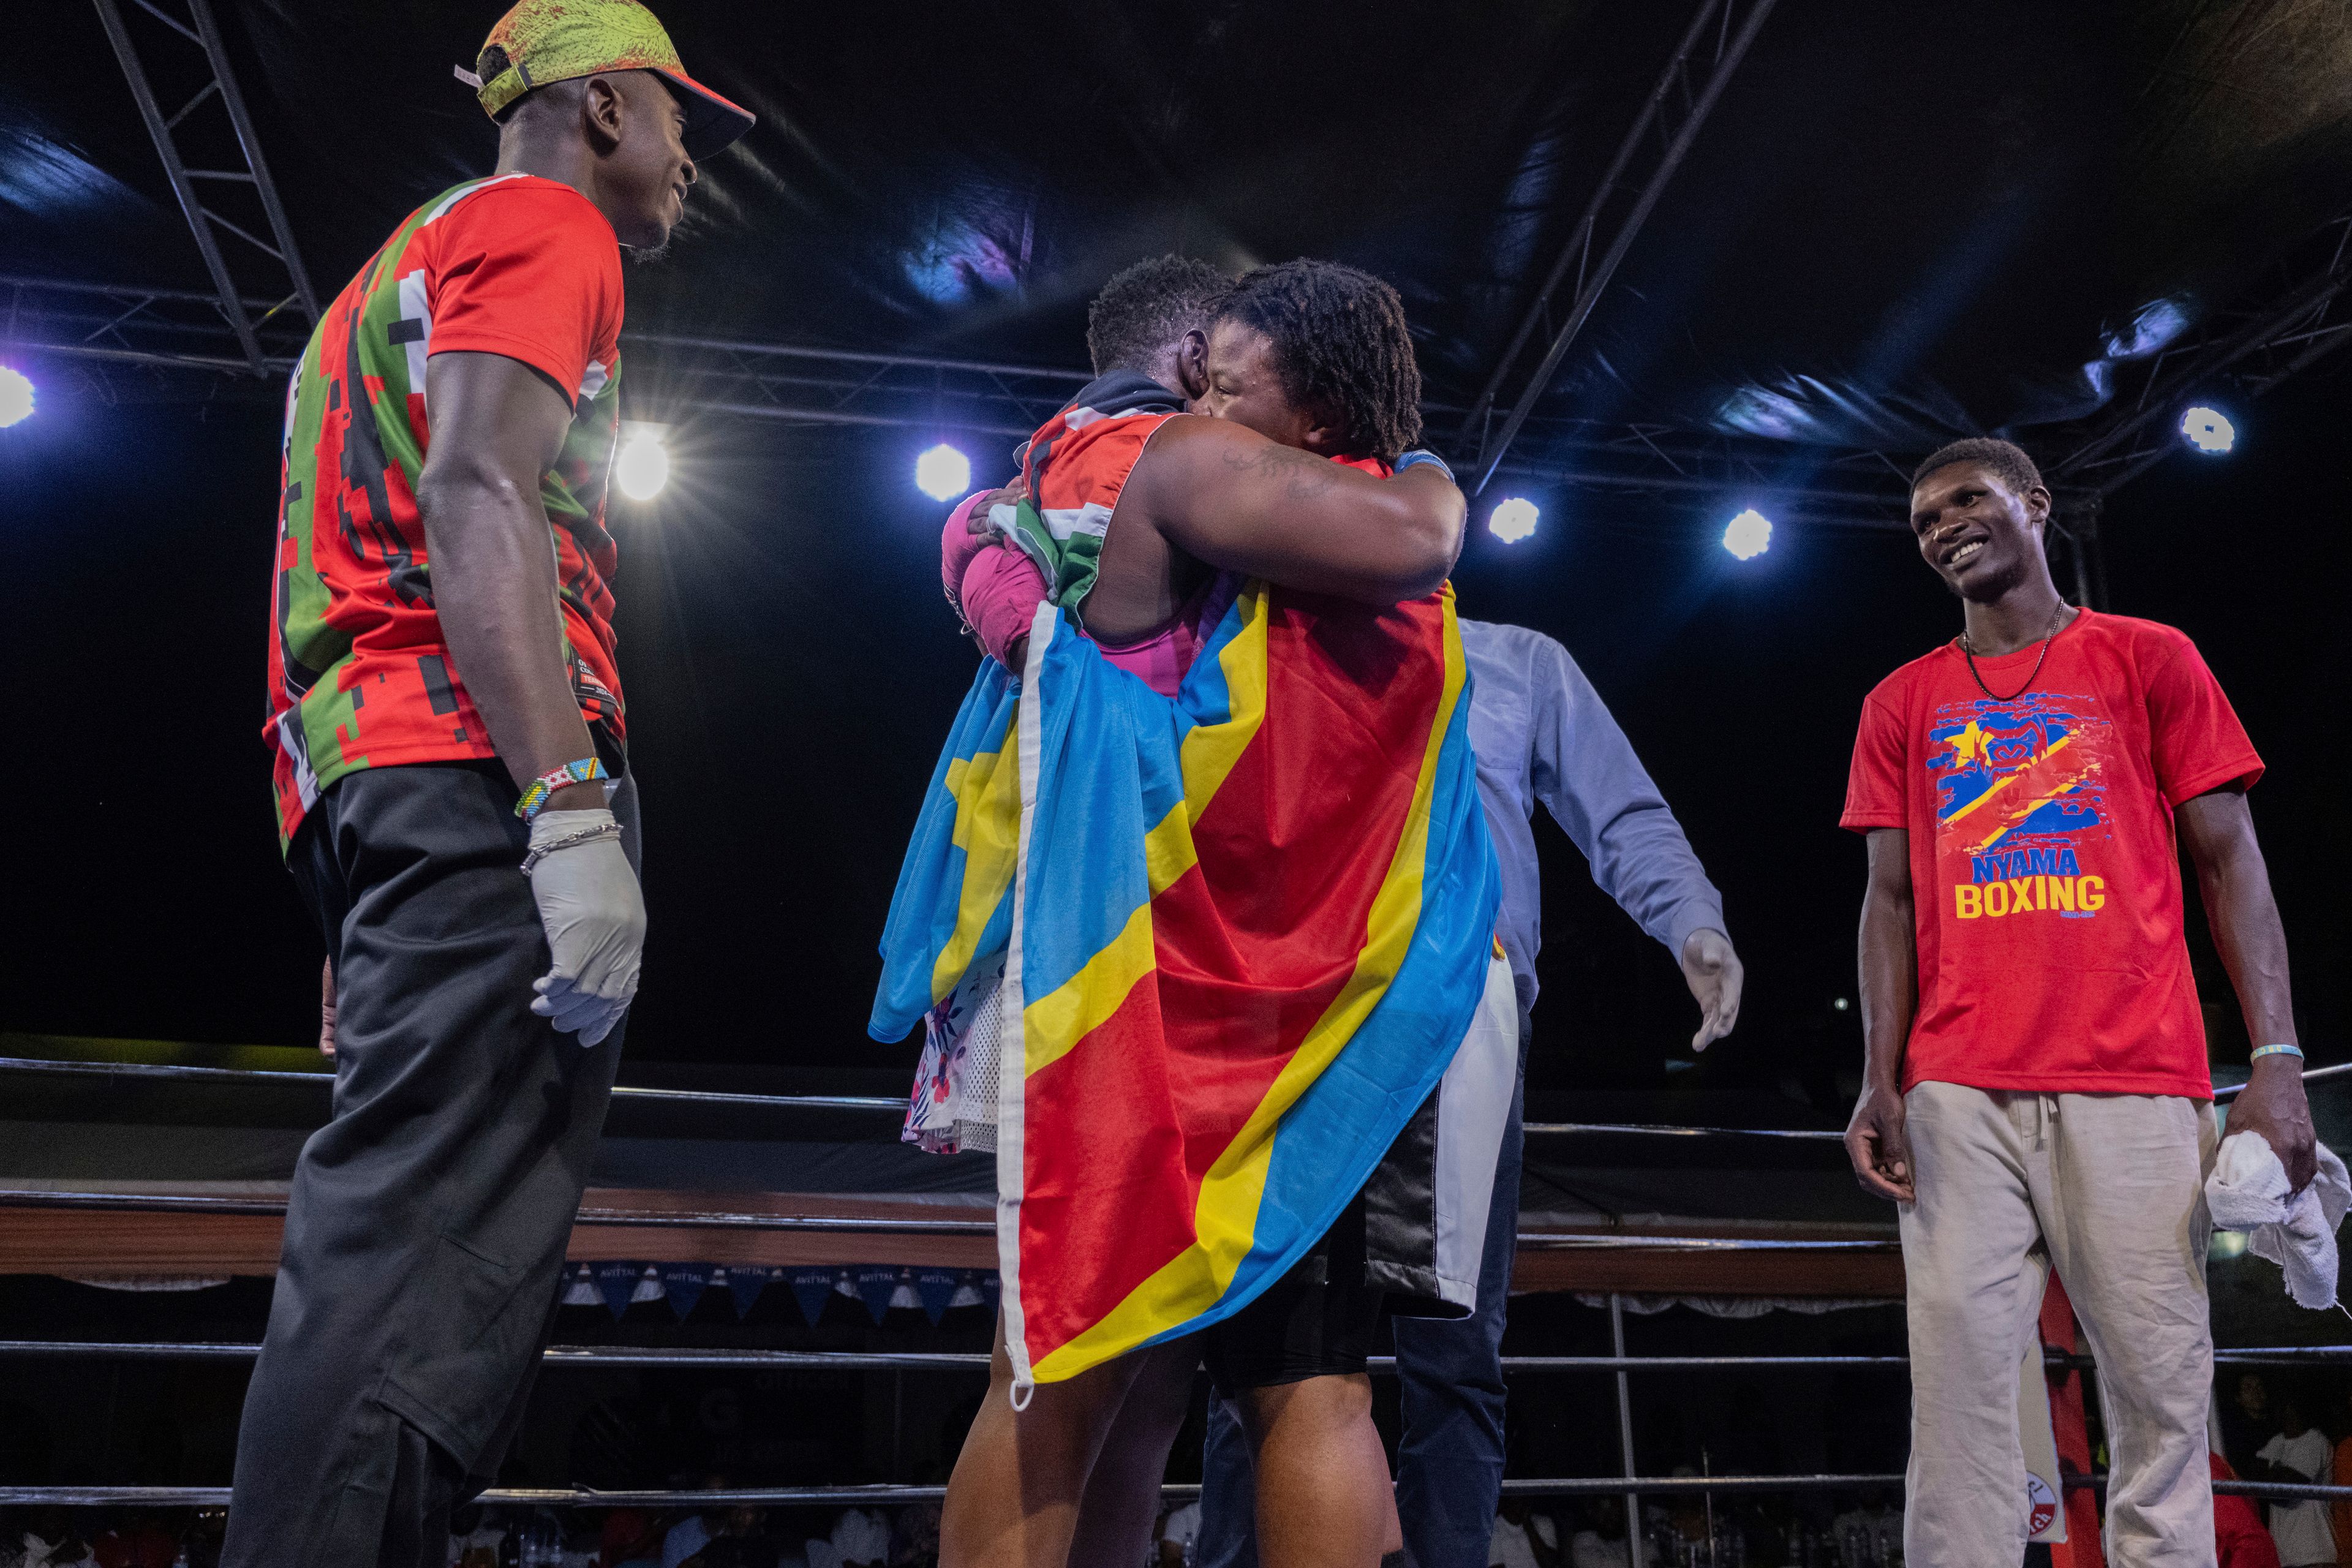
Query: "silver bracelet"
519 820 622 875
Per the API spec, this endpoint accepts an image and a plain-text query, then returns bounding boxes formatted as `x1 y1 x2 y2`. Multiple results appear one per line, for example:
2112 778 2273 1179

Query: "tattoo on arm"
1219 439 1338 501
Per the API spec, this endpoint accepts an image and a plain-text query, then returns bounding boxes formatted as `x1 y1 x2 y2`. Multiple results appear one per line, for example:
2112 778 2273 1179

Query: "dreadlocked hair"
1912 437 2043 497
1216 260 1423 465
1087 255 1232 376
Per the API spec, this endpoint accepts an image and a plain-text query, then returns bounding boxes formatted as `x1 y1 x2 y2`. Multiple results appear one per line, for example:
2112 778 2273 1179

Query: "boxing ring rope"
0 1055 907 1115
9 1338 2346 1373
8 1053 2339 1128
6 1052 2346 1523
15 1476 2352 1508
0 1187 998 1234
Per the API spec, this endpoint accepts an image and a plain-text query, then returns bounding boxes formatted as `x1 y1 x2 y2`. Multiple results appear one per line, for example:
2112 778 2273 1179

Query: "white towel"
2204 1130 2352 1310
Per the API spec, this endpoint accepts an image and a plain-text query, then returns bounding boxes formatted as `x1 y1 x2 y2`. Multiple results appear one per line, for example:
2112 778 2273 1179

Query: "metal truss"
1473 411 1913 532
1453 0 1782 494
2022 206 2352 608
627 330 1090 440
0 274 300 379
2047 209 2352 502
91 0 317 374
1 277 1914 527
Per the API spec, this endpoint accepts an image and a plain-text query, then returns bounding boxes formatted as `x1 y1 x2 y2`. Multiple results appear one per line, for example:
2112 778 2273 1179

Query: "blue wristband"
2250 1043 2304 1063
1395 449 1454 482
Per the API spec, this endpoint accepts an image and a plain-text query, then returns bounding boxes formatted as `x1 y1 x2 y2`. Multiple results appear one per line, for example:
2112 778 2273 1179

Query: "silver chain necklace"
1960 603 2073 702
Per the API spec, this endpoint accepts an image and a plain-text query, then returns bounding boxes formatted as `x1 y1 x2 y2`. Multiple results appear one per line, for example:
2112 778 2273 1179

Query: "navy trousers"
1196 1017 1529 1568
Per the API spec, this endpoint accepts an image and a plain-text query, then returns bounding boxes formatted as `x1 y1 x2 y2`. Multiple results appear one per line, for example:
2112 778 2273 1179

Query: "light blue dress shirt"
1460 618 1727 1030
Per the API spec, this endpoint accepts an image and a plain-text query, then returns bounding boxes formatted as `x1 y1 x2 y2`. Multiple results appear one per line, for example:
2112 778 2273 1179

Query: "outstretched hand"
1679 927 1743 1052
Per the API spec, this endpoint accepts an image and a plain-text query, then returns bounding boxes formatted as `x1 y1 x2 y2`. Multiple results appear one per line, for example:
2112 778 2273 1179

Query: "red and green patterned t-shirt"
264 173 627 850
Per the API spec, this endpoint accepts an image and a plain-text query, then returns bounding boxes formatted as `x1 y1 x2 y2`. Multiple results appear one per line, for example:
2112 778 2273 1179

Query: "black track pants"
222 761 636 1568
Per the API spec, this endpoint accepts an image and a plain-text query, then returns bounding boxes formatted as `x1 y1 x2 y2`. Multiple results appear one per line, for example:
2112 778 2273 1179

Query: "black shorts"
1200 1190 1384 1395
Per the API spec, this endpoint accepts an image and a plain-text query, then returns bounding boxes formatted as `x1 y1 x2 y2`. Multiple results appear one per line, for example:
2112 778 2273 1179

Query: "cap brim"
654 68 755 160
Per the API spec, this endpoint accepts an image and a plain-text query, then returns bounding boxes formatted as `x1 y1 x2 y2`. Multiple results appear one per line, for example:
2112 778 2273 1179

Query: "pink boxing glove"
960 540 1051 669
940 491 994 606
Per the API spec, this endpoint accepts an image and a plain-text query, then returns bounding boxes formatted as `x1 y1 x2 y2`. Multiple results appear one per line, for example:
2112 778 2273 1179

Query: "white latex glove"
526 808 644 1047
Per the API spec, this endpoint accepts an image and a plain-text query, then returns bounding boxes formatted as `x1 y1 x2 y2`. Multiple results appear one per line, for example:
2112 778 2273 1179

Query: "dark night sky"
4 356 2345 1115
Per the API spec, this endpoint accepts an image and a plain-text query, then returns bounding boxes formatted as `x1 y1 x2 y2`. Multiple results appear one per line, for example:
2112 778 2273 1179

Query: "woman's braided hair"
1215 260 1423 465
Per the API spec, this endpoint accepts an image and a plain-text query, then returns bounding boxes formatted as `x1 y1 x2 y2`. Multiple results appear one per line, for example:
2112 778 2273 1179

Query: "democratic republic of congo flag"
872 577 1499 1392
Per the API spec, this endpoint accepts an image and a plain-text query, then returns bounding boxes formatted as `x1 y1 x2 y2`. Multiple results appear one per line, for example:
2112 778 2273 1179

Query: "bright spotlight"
2180 404 2235 454
1722 507 1773 560
915 443 971 502
615 422 669 501
0 365 33 429
1488 497 1539 544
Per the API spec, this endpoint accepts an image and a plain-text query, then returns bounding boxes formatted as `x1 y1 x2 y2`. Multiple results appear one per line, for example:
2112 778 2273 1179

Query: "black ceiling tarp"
8 2 2352 1102
7 0 2352 448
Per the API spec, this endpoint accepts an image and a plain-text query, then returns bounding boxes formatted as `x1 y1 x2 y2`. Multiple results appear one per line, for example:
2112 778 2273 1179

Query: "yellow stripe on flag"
1031 589 1471 1381
1178 584 1269 824
1023 900 1157 1077
1144 796 1200 897
930 726 1022 1005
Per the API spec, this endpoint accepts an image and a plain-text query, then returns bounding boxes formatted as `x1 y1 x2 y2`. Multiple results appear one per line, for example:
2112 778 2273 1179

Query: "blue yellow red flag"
873 575 1497 1390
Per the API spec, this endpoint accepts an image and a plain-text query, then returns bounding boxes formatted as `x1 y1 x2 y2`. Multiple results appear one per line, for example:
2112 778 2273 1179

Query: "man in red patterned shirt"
232 4 750 1563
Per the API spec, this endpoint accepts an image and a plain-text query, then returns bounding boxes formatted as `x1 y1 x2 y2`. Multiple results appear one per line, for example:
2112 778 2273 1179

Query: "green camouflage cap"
468 0 753 160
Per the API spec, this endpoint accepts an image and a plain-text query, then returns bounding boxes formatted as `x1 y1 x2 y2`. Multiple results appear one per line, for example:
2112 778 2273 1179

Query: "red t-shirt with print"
1840 609 2261 1098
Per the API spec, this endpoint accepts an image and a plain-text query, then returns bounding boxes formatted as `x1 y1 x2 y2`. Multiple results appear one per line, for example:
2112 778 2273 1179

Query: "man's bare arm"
1123 416 1464 605
1845 827 1917 1202
2177 787 2315 1188
415 351 605 813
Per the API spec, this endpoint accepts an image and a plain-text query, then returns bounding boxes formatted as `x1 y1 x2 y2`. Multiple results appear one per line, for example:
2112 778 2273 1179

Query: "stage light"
1722 507 1773 560
1488 497 1539 544
0 365 33 429
2180 405 2234 454
916 443 971 502
615 423 669 500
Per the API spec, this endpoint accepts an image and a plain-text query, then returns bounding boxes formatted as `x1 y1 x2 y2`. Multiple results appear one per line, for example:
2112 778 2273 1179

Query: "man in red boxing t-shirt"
1839 437 2314 1568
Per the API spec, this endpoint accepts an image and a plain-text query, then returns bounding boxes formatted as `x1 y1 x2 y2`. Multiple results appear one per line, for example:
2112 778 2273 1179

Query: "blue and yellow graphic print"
1928 695 2116 922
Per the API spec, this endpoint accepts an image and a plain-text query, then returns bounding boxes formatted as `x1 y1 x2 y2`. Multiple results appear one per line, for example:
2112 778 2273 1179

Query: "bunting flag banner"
853 1265 902 1324
914 1268 962 1325
788 1267 839 1327
660 1263 712 1321
873 575 1499 1392
593 1260 646 1321
728 1265 779 1319
560 1264 600 1309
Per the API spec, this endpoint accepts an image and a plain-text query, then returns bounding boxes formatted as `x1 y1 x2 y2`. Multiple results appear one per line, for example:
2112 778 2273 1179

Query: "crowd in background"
0 1496 937 1568
10 1368 2352 1568
2217 1373 2350 1568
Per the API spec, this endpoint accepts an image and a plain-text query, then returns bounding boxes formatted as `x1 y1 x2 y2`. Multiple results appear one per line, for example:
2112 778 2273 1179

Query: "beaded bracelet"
516 756 609 821
2250 1043 2305 1063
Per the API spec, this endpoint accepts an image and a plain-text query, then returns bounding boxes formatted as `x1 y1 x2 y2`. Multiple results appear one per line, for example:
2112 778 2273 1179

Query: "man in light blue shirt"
1197 617 1743 1568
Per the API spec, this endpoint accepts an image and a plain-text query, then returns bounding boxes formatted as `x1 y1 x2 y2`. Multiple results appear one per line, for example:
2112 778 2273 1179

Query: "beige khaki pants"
1900 1082 2219 1568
